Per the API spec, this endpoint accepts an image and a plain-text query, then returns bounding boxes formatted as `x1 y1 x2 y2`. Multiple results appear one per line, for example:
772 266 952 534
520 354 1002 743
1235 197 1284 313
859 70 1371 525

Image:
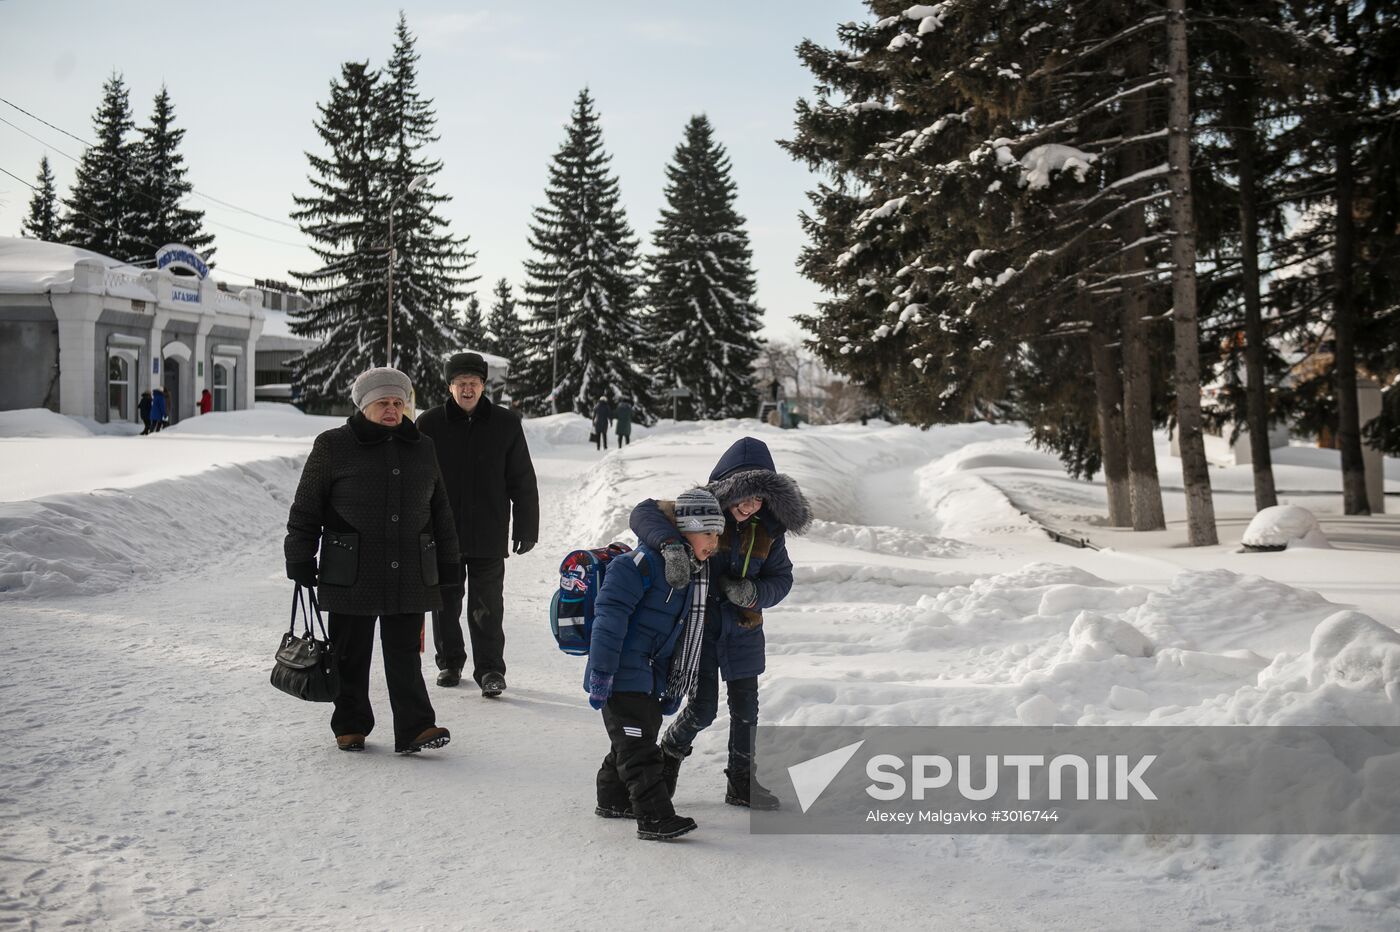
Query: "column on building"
50 259 106 419
240 288 265 411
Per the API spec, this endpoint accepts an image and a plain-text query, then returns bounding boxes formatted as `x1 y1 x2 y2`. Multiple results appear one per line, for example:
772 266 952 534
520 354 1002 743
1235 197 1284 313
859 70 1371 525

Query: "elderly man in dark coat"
284 366 460 754
417 352 540 696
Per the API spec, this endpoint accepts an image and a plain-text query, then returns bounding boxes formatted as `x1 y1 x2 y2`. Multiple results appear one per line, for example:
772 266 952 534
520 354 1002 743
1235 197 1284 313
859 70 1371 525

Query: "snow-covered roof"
0 236 136 295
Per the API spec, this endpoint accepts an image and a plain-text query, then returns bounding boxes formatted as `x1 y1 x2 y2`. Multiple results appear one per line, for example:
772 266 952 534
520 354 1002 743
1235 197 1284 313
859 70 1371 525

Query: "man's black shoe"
480 672 506 697
636 814 697 841
436 668 462 688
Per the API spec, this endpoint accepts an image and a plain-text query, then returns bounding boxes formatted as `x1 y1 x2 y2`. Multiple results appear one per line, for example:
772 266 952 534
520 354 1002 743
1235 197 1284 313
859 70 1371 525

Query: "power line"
0 164 37 191
0 94 312 249
2 162 267 284
0 93 304 230
0 116 311 249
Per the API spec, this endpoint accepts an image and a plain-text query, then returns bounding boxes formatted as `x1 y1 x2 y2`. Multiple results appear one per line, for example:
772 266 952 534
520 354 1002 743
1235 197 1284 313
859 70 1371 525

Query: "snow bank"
0 455 305 600
162 407 338 439
0 408 94 438
1242 504 1329 551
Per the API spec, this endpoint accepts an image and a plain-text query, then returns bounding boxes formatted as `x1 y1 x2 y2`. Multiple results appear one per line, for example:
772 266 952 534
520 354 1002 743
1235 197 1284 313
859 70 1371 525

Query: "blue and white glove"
588 671 615 710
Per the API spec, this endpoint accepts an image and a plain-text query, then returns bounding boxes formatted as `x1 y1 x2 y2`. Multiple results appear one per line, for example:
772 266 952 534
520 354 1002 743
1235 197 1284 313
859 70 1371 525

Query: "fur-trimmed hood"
704 437 812 535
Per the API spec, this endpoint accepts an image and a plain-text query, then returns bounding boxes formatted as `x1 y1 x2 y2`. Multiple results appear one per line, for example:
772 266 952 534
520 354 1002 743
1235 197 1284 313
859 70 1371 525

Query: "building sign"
156 244 209 280
172 287 200 304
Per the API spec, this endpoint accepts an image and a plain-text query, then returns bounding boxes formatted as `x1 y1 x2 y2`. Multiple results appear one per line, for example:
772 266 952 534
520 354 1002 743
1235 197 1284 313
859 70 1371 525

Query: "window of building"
212 359 235 411
107 352 133 422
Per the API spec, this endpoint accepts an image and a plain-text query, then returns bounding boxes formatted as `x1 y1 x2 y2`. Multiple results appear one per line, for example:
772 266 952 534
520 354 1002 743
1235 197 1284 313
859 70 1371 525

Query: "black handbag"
589 431 598 443
270 584 341 702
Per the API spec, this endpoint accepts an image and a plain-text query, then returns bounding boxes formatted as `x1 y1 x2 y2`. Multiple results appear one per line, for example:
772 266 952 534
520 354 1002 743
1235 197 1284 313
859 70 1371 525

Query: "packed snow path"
2 411 1397 929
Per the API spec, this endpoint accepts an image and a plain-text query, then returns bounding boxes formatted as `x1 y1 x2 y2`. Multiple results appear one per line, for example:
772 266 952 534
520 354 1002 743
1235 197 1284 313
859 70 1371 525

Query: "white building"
0 237 263 424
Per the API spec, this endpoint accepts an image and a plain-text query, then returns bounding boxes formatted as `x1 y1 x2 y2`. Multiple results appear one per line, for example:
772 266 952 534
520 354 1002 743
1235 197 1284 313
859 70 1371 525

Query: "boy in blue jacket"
587 488 726 841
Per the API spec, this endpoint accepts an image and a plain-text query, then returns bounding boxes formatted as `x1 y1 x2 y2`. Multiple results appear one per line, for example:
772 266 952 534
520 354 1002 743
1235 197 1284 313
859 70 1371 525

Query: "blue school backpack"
549 542 650 655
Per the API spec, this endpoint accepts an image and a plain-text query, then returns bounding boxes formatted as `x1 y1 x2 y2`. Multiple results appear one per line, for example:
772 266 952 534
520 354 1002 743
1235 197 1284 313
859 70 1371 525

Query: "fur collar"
705 469 812 535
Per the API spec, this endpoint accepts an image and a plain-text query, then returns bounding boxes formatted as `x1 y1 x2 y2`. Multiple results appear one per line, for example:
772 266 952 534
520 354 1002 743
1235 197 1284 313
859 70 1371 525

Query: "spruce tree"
22 155 59 240
61 73 144 261
131 86 214 257
486 278 527 398
461 295 485 348
645 115 764 420
378 12 478 398
518 89 650 418
289 60 390 411
1272 0 1397 511
290 15 475 411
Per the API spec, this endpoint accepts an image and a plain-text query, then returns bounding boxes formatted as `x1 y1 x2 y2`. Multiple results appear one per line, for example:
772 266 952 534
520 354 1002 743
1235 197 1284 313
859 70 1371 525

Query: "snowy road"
3 411 1397 929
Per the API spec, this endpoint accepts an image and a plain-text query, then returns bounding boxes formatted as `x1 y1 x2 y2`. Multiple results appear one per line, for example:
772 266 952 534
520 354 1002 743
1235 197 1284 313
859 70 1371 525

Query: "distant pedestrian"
284 366 460 754
199 389 213 414
150 388 168 432
138 391 153 434
615 399 633 447
593 397 612 451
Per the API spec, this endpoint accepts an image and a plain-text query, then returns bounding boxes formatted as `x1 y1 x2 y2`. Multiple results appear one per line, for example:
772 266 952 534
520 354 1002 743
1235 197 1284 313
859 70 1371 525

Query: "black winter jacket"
416 395 540 558
285 413 460 616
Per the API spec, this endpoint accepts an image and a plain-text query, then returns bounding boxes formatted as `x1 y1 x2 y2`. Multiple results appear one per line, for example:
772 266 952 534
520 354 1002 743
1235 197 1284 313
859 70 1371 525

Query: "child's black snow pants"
597 691 673 821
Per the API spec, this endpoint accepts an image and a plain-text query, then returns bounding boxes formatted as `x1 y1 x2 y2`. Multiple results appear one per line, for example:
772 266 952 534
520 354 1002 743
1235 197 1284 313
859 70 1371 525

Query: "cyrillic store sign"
156 244 209 280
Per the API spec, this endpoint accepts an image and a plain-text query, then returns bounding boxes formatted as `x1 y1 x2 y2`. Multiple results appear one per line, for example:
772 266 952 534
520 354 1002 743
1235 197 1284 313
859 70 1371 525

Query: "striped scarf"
666 561 708 702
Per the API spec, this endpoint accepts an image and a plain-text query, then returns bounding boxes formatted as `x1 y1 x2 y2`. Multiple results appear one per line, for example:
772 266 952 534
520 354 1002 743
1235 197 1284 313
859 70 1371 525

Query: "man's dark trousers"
597 691 674 820
432 556 506 685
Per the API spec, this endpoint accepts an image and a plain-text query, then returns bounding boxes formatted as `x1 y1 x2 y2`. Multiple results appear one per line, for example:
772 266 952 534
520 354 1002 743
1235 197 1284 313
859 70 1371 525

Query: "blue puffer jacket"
630 436 811 682
583 544 691 697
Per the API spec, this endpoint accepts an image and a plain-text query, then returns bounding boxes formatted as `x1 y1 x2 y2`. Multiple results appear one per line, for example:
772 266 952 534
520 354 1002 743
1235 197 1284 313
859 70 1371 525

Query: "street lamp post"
386 173 428 366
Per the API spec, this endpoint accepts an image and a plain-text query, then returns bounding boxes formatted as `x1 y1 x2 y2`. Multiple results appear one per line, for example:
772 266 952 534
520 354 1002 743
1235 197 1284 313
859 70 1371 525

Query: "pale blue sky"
0 0 860 340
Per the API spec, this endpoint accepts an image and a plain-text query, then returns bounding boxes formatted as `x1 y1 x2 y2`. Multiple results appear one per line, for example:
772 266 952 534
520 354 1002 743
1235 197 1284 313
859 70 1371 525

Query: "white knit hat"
675 488 726 534
351 367 412 411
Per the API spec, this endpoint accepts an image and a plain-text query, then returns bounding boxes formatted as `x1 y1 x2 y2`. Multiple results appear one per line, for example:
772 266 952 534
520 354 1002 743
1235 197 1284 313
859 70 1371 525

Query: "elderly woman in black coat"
284 367 461 754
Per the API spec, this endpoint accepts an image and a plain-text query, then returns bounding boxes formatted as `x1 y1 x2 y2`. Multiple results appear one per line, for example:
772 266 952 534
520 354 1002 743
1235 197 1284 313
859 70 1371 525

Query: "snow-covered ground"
2 406 1398 929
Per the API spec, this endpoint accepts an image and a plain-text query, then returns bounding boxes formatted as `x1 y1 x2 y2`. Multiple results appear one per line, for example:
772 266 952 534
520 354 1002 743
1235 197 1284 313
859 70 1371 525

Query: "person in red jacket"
198 389 213 414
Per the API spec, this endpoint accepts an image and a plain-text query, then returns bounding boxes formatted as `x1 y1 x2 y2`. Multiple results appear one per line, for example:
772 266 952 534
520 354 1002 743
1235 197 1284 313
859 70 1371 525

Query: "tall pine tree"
378 12 478 396
22 155 59 240
290 15 475 411
645 115 764 420
131 86 214 257
289 60 391 410
486 278 527 398
518 89 650 418
61 73 145 261
461 295 485 347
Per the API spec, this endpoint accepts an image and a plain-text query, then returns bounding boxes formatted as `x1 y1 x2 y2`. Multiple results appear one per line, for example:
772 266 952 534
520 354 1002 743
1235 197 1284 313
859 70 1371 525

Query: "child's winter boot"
725 767 780 810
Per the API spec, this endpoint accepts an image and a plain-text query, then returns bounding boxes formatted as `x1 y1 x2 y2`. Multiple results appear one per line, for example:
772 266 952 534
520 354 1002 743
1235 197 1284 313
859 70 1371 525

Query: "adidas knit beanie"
351 367 413 411
674 488 726 534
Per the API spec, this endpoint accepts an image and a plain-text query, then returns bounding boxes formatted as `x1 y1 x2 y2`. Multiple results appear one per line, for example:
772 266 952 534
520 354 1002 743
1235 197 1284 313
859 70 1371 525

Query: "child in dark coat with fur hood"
629 436 812 810
587 487 727 841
